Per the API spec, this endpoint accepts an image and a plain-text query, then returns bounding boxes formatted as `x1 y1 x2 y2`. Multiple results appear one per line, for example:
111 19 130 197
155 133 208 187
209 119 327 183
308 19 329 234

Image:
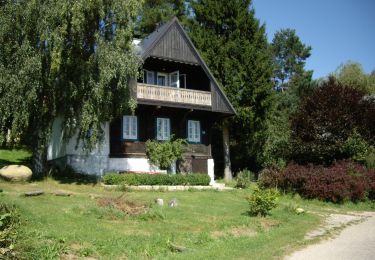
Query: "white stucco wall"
207 158 215 185
47 117 66 160
108 158 162 173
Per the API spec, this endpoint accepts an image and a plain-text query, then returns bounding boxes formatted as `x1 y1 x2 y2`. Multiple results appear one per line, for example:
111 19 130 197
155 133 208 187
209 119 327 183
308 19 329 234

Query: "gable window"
145 70 154 85
187 120 201 143
157 72 168 86
156 117 170 141
123 115 138 140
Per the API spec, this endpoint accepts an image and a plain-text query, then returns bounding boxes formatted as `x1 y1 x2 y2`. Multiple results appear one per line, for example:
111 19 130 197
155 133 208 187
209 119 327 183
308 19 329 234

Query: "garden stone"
169 198 178 207
295 208 305 214
155 198 164 206
0 165 32 182
24 191 44 196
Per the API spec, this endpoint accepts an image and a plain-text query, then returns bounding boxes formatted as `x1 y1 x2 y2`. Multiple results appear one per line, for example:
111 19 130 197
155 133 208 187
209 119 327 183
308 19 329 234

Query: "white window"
156 117 170 141
123 115 137 140
157 72 168 86
169 71 179 88
188 120 201 143
145 70 154 84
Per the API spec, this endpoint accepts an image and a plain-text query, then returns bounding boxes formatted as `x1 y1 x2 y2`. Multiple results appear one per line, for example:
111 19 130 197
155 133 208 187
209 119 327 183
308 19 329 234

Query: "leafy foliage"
189 0 275 173
290 77 375 165
260 161 375 203
0 0 142 175
246 187 279 217
145 136 187 171
0 203 20 258
103 173 210 186
335 62 375 94
343 130 375 167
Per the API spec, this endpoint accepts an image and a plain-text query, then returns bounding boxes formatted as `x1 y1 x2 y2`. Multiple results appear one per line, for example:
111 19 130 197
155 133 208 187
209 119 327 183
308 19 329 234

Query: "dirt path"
286 212 375 260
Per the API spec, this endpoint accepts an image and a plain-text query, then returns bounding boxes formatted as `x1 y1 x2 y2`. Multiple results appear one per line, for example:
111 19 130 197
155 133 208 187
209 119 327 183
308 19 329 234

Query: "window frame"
156 117 171 141
187 120 201 143
169 71 180 88
122 115 138 141
157 72 168 86
145 70 155 85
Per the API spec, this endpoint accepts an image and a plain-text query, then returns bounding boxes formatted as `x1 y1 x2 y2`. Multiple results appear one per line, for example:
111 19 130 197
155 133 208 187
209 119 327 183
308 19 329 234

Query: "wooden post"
222 119 232 180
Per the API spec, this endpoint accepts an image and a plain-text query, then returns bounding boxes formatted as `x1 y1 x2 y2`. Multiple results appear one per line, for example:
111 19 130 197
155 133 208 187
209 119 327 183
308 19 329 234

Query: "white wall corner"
207 159 215 185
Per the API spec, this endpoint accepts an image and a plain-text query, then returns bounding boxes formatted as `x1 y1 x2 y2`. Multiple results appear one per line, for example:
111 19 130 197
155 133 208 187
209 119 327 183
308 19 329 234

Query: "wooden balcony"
137 83 212 107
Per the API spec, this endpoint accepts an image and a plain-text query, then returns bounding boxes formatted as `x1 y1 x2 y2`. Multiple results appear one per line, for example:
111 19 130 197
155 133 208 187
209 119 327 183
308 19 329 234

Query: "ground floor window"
156 117 170 141
123 115 137 140
187 120 201 143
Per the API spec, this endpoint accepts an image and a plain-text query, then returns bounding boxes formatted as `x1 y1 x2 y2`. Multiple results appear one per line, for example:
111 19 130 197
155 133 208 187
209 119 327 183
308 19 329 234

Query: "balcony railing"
137 83 212 107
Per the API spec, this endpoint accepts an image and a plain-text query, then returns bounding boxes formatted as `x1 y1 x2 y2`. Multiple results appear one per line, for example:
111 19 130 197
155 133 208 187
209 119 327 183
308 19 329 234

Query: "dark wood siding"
211 82 233 114
109 105 221 172
150 25 199 64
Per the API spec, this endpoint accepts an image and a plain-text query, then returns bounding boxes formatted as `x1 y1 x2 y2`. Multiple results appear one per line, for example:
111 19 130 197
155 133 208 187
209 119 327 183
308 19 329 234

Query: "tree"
271 28 312 89
335 62 375 94
290 77 375 165
188 0 275 176
135 0 186 38
0 0 142 176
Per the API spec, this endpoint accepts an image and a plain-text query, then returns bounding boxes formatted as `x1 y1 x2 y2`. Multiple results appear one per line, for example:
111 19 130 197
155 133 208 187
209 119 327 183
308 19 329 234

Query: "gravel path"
286 212 375 260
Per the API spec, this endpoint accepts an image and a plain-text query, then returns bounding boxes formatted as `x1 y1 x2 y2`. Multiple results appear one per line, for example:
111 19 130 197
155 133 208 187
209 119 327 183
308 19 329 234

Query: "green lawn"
1 149 374 259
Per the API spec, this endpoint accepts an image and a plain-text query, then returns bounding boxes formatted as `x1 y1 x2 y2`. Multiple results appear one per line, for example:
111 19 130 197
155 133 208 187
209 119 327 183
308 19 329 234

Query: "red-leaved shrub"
259 160 375 203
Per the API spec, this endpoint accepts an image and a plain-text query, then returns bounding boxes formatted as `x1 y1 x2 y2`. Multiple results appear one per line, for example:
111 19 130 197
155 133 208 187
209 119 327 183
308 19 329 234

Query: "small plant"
145 136 187 172
246 187 279 217
235 169 254 189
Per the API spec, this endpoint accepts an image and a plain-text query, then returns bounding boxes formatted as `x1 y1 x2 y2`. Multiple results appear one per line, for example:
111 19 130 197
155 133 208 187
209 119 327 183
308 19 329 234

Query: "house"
47 17 235 183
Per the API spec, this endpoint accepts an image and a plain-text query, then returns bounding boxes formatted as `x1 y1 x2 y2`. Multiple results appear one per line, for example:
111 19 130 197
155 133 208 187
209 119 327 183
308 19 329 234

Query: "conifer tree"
189 0 275 175
135 0 186 37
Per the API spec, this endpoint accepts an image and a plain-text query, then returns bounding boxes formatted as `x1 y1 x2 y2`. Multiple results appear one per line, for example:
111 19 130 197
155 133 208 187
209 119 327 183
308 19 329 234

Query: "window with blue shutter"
123 115 138 140
156 117 170 141
187 120 201 143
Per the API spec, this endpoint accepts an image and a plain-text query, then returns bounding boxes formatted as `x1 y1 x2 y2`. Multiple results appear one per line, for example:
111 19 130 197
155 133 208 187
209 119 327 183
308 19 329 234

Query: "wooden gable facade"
109 17 235 173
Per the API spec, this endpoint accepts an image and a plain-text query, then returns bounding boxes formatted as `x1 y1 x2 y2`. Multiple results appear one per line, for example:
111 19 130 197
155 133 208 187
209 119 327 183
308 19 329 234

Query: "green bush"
145 136 187 171
103 173 210 186
235 169 254 189
246 187 279 217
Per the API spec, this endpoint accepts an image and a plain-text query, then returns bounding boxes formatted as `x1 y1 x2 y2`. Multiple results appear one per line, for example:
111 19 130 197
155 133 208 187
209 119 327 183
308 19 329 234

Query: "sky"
252 0 375 79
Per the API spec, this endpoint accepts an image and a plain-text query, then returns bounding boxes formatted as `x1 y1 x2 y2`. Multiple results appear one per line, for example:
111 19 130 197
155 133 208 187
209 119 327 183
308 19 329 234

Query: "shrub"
0 203 20 258
103 173 210 186
246 187 279 217
145 136 187 172
235 169 254 188
259 160 375 203
258 168 280 189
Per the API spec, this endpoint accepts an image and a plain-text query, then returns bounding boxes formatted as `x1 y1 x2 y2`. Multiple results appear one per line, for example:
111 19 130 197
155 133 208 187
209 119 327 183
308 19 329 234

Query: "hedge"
103 173 211 186
259 160 375 203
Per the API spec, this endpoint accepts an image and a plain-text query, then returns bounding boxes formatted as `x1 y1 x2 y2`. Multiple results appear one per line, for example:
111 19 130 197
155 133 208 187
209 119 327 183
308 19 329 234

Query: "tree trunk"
32 144 47 178
223 120 232 180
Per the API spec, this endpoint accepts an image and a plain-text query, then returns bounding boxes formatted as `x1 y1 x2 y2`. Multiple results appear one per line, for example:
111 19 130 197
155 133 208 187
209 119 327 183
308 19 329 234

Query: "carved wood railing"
137 83 212 107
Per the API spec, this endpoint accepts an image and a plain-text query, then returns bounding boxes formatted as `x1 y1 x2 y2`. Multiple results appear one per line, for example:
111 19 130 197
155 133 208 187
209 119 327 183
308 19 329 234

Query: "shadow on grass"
0 157 32 169
51 173 99 185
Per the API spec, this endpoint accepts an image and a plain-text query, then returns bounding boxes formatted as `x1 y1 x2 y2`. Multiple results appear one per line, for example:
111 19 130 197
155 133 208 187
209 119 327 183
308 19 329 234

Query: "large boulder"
0 165 32 182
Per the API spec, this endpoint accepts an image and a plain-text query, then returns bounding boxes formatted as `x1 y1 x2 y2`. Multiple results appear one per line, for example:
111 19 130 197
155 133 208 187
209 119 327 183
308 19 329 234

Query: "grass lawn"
1 149 374 259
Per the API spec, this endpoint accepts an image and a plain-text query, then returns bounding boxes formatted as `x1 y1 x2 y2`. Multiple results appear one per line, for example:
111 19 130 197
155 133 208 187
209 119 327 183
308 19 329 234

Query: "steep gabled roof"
136 17 236 115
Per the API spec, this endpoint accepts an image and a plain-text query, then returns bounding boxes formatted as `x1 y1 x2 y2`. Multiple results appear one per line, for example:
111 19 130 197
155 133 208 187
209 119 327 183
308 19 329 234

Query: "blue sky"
252 0 375 79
